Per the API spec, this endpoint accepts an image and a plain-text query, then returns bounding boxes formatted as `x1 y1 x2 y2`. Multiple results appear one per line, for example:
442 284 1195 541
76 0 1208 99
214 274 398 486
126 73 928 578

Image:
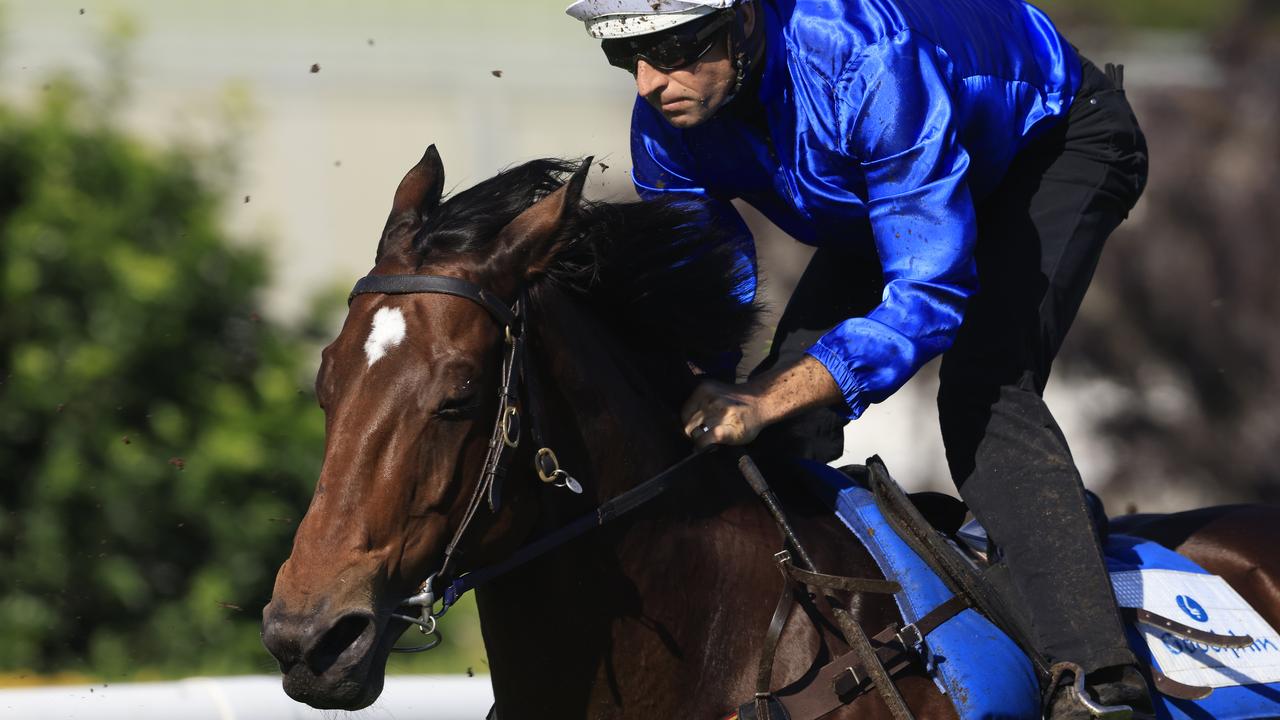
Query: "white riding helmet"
565 0 739 40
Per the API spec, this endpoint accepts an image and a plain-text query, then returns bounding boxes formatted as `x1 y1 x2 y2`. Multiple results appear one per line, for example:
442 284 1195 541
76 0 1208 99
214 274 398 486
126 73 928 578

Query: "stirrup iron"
1047 662 1135 720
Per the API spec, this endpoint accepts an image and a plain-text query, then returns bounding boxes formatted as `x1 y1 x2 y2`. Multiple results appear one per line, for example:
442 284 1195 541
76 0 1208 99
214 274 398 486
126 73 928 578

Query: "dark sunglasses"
601 10 735 74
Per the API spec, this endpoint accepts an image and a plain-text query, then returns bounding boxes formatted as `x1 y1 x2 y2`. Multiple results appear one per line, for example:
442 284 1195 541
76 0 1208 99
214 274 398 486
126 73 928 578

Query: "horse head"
260 147 591 710
262 146 757 711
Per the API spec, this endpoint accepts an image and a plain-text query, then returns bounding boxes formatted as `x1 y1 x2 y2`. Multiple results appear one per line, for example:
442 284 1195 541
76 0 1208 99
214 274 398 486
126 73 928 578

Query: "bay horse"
262 147 1280 719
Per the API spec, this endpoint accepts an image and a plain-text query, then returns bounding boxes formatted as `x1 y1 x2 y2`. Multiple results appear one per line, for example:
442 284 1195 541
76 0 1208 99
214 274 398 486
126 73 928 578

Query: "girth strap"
795 596 966 718
832 606 914 720
755 553 800 720
737 455 916 720
738 458 995 720
750 556 903 719
745 594 969 720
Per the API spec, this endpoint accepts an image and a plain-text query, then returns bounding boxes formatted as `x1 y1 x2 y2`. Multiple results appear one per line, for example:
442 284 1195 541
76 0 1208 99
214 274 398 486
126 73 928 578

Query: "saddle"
730 456 1280 720
728 456 1040 720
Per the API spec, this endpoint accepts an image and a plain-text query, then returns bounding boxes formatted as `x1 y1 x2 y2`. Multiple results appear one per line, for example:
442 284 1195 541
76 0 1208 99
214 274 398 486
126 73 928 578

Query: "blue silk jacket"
631 0 1081 418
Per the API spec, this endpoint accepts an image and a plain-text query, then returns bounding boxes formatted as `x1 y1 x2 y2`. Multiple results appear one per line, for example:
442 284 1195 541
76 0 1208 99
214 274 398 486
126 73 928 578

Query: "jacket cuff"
806 343 867 421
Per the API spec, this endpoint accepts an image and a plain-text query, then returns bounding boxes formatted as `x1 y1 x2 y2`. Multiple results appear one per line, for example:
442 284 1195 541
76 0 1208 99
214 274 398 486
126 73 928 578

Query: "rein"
348 273 953 720
348 274 711 652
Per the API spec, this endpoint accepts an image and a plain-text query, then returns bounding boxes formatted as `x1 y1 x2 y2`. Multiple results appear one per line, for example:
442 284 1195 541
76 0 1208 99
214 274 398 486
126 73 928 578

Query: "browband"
349 275 516 329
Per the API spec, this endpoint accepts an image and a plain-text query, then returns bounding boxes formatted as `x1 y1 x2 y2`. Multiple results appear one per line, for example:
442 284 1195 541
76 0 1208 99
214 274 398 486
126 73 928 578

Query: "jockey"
565 0 1150 717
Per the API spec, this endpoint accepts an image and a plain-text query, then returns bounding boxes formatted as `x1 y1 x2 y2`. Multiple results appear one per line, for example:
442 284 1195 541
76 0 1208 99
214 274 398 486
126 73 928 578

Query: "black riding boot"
943 381 1136 674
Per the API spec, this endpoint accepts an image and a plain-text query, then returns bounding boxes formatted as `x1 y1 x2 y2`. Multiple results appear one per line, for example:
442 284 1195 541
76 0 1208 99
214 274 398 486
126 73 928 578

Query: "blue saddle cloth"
1105 535 1280 719
799 460 1280 720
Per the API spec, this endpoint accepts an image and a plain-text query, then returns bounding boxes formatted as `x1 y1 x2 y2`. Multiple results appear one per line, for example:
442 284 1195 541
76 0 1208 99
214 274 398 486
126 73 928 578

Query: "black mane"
415 158 759 363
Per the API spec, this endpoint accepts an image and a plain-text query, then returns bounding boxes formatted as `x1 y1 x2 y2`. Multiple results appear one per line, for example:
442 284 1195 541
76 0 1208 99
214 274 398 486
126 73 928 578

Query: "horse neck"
475 286 772 714
476 287 914 718
524 285 696 503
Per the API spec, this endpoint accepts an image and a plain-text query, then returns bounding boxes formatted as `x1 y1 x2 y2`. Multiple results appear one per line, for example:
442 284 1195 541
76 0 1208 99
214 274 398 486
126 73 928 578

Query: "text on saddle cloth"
1106 535 1280 720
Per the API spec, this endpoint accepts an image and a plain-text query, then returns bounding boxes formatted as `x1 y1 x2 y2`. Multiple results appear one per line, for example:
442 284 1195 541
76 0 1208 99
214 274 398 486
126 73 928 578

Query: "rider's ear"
378 145 446 262
494 157 592 279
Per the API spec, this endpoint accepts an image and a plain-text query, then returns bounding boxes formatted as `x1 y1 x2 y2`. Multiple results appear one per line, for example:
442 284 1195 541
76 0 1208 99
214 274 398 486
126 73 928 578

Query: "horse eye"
434 380 480 419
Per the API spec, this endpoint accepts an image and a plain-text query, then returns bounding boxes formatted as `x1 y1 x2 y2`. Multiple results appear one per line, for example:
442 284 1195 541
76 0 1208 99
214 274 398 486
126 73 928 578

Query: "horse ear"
496 157 593 278
378 145 446 261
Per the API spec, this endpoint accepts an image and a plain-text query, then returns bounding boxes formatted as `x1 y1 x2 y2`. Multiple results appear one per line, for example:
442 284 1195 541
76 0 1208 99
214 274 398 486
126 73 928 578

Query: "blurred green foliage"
0 69 321 678
0 68 485 680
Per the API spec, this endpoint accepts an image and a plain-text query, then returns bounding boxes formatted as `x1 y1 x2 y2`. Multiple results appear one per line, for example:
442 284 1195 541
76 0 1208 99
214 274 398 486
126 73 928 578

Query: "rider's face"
634 36 736 129
631 4 756 129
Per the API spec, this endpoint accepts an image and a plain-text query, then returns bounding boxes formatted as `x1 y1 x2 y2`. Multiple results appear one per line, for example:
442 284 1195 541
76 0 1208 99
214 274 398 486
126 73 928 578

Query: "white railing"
0 675 494 719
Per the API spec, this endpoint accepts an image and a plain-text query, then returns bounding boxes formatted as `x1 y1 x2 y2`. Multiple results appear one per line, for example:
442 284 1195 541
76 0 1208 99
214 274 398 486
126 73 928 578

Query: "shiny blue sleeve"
630 99 758 307
808 31 978 419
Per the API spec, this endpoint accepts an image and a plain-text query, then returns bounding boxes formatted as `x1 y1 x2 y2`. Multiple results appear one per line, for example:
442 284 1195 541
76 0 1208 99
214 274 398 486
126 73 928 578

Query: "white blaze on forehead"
364 307 407 367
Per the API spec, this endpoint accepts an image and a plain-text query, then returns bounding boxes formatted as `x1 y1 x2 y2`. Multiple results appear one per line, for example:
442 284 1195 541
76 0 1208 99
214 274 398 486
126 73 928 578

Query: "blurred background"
1 0 1276 706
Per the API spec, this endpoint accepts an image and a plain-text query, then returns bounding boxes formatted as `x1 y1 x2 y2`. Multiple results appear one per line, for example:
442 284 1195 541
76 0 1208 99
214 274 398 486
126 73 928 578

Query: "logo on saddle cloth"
1111 563 1280 691
1178 594 1210 623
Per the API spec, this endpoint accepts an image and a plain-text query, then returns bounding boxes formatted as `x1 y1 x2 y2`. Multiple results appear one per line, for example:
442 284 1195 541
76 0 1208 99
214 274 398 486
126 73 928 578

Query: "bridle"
347 273 707 652
348 273 579 651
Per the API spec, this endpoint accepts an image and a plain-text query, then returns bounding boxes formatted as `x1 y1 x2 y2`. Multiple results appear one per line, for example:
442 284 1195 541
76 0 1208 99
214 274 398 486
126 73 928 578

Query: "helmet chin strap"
721 1 761 107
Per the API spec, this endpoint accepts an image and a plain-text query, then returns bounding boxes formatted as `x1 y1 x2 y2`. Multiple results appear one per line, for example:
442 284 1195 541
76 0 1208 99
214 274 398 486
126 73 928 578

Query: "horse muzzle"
261 601 389 710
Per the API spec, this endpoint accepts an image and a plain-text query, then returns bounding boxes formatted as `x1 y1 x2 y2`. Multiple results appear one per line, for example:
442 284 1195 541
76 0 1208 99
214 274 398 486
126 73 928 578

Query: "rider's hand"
681 379 767 448
681 356 844 448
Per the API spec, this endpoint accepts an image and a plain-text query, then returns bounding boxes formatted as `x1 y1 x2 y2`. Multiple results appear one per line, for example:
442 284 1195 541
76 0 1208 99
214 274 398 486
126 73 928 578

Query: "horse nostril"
303 611 374 675
262 610 301 671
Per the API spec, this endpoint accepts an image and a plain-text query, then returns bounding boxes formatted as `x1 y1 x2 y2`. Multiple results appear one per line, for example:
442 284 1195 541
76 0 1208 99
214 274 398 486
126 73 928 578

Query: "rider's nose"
634 60 668 99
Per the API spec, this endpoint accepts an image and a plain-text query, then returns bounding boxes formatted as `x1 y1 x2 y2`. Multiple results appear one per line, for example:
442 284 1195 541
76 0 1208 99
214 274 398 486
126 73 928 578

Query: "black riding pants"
753 58 1149 673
